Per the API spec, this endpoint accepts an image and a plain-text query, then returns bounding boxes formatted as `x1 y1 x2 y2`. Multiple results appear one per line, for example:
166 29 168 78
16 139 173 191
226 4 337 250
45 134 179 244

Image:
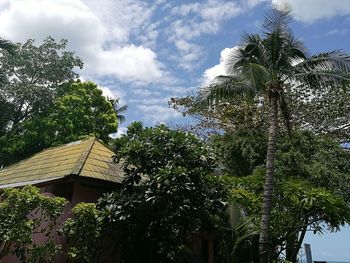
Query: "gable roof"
0 137 124 189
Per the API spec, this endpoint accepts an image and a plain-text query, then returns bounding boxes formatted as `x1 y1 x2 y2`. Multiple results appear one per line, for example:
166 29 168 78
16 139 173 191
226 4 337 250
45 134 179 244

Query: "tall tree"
110 98 128 124
198 8 350 262
215 129 350 262
0 81 118 166
99 122 227 262
0 36 83 133
0 38 15 134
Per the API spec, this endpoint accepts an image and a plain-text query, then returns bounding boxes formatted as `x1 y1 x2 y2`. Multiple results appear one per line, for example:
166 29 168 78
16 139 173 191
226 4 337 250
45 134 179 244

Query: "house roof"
0 137 125 189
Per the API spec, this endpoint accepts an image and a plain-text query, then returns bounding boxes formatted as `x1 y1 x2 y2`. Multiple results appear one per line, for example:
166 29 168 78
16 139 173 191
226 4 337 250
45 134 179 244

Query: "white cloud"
130 97 167 106
202 46 239 86
0 0 164 84
0 0 105 47
172 0 241 32
169 0 242 70
98 85 125 102
137 104 181 122
110 126 127 138
161 85 191 95
131 89 162 97
244 0 268 8
169 0 241 41
91 45 163 83
271 0 350 23
174 40 204 70
84 0 152 44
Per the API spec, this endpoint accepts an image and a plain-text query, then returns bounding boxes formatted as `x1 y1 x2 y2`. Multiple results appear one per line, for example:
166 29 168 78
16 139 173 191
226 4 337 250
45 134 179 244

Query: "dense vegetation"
186 8 350 262
0 37 118 167
0 186 66 262
0 6 349 263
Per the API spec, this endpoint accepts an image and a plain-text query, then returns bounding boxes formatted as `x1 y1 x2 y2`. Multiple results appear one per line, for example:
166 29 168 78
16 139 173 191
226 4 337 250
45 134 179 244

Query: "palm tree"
198 8 350 263
110 98 128 124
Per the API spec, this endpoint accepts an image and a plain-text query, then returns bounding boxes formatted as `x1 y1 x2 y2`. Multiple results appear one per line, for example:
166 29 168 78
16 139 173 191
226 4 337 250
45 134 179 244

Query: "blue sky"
0 0 349 260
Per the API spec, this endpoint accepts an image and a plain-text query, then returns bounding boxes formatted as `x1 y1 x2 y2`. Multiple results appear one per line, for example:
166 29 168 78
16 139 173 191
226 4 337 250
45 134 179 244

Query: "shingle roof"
0 137 124 189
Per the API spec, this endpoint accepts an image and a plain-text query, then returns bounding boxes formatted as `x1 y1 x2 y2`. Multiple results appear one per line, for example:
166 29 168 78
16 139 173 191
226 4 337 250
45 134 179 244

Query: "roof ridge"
71 137 96 176
94 138 115 152
0 136 95 171
0 136 125 188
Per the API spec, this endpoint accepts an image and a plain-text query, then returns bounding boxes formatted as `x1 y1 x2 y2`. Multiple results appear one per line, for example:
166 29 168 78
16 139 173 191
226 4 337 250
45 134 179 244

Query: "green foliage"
0 186 66 262
169 95 268 138
62 203 104 262
213 129 267 176
225 172 350 261
288 70 350 141
98 122 228 262
0 38 15 85
217 219 259 263
0 36 84 166
274 132 350 201
1 81 117 166
215 130 350 261
182 9 349 259
216 130 350 202
0 36 83 132
46 81 117 143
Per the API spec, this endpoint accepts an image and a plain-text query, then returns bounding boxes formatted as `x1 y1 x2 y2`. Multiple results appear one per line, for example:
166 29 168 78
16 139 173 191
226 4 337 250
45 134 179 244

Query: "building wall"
1 179 115 263
1 180 214 263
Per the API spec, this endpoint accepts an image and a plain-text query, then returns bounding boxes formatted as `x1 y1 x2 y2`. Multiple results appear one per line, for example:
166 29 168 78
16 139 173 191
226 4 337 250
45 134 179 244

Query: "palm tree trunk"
259 94 278 263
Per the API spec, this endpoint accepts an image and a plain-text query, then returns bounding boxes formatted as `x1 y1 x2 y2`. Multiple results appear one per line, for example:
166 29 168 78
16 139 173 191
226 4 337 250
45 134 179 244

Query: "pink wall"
2 179 111 263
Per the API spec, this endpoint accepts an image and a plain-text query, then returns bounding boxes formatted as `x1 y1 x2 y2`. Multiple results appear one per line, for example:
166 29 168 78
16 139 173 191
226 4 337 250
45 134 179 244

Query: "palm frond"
261 7 308 75
116 104 128 123
117 114 126 123
225 46 243 75
109 97 128 124
285 33 308 60
117 104 128 113
241 63 270 91
197 75 256 106
226 34 267 74
294 51 350 73
294 70 350 88
263 30 287 71
262 8 292 36
241 33 265 60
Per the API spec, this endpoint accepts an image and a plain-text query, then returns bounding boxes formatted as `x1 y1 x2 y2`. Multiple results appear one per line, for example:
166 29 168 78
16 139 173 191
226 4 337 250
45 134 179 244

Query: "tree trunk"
286 232 299 263
259 94 278 263
290 219 308 263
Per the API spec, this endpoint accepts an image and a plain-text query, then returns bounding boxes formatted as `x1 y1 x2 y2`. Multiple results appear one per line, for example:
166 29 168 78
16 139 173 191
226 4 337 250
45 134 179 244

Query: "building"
0 137 215 263
0 137 123 262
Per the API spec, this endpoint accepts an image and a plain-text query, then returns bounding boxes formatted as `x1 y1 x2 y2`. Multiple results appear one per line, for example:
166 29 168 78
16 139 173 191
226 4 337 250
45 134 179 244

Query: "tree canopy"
195 8 350 261
215 130 350 262
0 36 83 134
97 122 228 262
0 81 118 166
0 37 120 167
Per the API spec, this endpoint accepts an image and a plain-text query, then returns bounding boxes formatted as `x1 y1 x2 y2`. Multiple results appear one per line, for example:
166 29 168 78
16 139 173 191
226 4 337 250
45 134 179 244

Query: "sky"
0 0 349 260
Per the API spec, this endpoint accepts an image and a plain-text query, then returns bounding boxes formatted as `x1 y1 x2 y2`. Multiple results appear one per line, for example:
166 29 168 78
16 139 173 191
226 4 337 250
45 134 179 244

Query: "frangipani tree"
198 8 350 262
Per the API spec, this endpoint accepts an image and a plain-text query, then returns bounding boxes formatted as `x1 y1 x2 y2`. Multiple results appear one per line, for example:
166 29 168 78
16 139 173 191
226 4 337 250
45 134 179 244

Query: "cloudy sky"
0 0 349 260
0 0 350 261
1 0 349 129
